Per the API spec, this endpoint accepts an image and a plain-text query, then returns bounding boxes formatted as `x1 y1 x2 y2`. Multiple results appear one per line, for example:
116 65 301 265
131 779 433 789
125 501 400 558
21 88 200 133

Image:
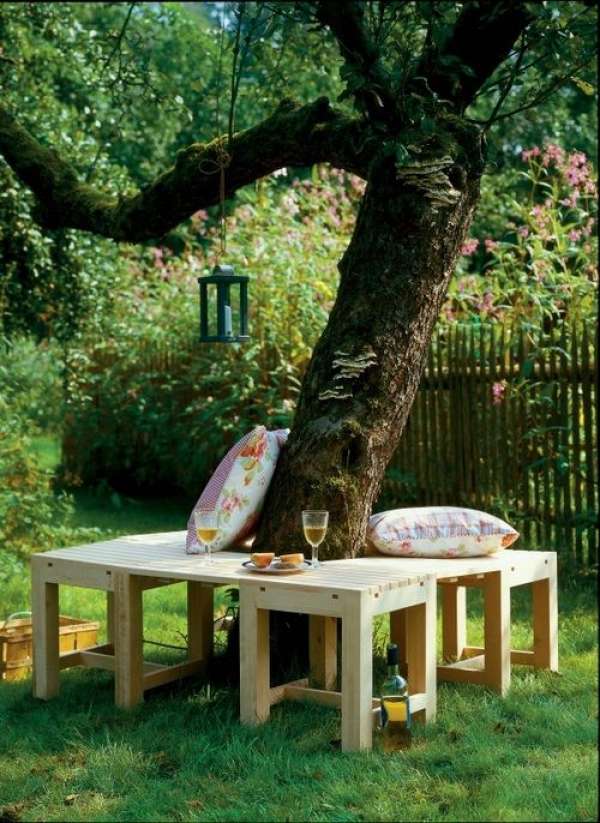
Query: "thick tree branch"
417 1 534 109
0 98 372 243
315 0 397 122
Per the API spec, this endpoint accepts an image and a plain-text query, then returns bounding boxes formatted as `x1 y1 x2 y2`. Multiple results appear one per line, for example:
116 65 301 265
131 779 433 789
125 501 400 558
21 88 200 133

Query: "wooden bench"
238 565 437 752
30 532 250 707
338 550 558 695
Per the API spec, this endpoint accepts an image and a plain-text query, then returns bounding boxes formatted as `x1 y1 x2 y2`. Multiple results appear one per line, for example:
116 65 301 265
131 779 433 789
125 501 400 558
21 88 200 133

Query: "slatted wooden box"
0 615 99 681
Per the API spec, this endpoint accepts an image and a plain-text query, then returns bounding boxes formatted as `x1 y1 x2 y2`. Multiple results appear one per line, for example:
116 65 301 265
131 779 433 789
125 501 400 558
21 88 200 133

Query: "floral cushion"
186 426 288 554
367 506 519 558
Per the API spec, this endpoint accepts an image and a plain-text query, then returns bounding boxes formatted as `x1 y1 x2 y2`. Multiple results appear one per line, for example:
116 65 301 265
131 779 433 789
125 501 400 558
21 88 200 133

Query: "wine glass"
194 510 220 564
302 510 329 569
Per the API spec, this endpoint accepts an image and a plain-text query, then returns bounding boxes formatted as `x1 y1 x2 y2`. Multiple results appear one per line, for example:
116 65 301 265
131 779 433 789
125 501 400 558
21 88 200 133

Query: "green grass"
0 569 597 821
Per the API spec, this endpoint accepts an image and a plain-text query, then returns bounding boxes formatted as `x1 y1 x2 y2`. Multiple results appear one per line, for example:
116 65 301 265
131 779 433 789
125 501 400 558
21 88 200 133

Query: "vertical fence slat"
539 326 552 550
426 342 439 506
580 323 596 565
437 328 449 506
559 325 573 563
570 324 583 566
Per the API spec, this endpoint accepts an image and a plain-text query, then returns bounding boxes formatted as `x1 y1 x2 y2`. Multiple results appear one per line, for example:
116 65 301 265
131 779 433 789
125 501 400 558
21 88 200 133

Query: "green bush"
0 397 75 562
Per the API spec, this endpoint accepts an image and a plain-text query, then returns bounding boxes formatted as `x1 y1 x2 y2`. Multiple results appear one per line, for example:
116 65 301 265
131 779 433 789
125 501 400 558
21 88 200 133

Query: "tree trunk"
256 135 483 559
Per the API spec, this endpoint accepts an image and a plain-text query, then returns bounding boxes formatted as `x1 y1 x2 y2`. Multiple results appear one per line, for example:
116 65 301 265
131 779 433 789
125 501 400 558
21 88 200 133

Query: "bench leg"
309 615 337 689
114 572 144 709
405 578 437 722
341 593 372 752
532 556 558 671
32 561 59 700
187 582 213 663
483 571 511 695
442 584 467 662
106 591 115 645
239 585 270 725
389 609 408 675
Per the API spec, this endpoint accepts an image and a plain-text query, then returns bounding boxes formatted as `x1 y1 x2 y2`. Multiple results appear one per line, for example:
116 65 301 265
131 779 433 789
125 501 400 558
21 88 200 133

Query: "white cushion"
186 426 288 553
367 506 519 558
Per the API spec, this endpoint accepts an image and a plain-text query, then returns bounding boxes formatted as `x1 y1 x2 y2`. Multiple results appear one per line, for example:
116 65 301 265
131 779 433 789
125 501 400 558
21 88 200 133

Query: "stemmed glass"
193 510 220 564
302 510 329 569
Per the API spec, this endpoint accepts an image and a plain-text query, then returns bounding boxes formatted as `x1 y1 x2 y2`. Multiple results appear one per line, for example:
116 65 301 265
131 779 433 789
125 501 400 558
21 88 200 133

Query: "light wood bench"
238 565 437 752
338 550 558 695
30 532 252 707
31 532 438 753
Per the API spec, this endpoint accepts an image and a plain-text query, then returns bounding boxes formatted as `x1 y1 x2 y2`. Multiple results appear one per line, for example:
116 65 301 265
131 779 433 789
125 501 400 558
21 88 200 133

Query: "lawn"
0 495 597 822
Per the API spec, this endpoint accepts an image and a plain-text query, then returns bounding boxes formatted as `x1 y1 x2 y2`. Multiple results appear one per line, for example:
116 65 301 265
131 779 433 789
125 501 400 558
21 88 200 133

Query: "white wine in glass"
302 510 329 568
194 510 219 564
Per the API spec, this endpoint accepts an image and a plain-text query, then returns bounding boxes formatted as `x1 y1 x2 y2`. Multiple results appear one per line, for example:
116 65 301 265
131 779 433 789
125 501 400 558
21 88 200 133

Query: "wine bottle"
380 643 411 750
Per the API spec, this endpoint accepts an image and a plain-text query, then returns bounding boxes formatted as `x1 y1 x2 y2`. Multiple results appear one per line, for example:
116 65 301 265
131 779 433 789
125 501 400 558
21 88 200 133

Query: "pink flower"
542 144 565 167
478 292 495 314
569 229 582 242
484 238 498 252
492 381 506 405
517 226 529 238
521 146 541 162
461 238 479 256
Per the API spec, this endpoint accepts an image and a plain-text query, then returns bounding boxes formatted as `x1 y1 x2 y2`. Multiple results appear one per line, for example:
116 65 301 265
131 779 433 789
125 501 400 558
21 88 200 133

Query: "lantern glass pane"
207 284 218 338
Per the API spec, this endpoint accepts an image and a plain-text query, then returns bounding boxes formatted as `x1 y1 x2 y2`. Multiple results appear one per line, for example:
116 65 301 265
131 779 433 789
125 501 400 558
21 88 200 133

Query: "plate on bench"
241 560 312 575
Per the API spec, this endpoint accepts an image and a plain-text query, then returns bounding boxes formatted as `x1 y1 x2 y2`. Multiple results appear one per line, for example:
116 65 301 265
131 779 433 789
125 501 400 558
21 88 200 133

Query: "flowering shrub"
447 145 597 325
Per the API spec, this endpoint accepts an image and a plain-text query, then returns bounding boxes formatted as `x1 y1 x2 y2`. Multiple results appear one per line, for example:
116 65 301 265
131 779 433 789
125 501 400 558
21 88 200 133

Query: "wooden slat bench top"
331 549 556 583
31 531 426 594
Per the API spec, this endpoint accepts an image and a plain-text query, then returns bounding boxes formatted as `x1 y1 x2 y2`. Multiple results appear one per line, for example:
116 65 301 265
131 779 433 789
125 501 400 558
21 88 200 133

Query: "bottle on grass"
380 643 411 750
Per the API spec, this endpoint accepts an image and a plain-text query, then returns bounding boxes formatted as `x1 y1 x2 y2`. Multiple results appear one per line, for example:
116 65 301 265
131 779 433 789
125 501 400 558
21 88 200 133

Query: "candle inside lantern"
224 304 233 336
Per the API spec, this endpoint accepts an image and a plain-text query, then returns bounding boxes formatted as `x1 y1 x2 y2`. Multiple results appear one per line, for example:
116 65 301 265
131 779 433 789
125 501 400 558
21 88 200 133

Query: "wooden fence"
382 321 598 569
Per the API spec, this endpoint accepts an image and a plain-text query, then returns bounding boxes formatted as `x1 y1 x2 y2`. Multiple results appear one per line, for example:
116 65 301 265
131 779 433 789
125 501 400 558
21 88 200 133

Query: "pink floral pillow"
186 426 288 554
367 506 519 558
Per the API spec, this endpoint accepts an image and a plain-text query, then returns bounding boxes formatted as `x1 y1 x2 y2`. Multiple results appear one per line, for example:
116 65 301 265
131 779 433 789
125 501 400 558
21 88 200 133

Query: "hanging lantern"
198 264 249 343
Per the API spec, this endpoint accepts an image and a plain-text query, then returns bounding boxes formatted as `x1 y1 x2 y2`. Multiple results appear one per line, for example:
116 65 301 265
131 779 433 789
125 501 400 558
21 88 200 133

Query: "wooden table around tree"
238 564 437 752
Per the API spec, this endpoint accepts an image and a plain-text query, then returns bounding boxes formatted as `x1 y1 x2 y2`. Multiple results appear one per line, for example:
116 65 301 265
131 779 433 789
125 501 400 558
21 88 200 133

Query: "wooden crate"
0 615 100 681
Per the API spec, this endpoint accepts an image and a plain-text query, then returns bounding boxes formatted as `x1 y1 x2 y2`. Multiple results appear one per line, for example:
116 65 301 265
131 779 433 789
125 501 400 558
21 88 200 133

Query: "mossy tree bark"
255 132 483 558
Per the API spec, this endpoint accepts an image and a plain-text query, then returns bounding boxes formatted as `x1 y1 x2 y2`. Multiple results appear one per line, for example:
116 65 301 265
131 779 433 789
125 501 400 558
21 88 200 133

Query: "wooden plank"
269 678 309 706
532 554 558 671
31 560 59 700
437 663 487 685
462 646 535 666
341 592 373 751
187 583 213 662
114 573 144 709
483 571 511 695
143 659 206 691
559 325 573 559
389 609 407 674
404 576 436 721
436 328 449 505
441 585 467 662
239 585 270 725
538 328 552 552
106 591 114 644
570 325 583 566
580 323 596 565
427 342 440 505
518 328 531 544
309 615 337 690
